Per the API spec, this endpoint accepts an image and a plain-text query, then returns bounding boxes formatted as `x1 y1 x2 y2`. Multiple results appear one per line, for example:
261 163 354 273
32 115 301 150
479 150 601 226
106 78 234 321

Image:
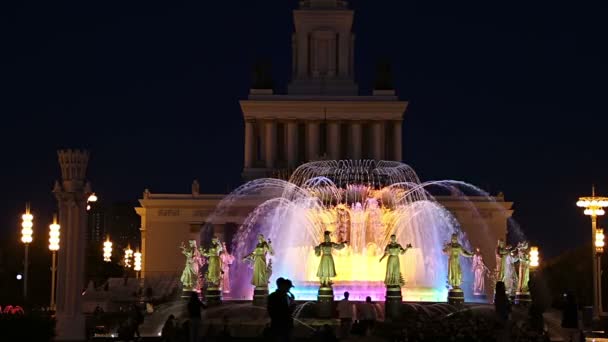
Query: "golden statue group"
180 231 532 304
179 238 235 294
496 239 532 298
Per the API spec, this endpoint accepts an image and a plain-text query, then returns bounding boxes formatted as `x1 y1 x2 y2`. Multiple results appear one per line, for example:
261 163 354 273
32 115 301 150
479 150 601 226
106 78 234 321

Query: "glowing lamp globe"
49 217 60 251
124 245 133 268
21 212 33 244
134 251 142 272
103 238 113 262
596 229 605 253
530 246 540 268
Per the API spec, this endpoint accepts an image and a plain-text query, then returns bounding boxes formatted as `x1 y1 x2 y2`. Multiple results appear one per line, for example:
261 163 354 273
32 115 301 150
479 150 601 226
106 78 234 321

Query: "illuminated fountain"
207 160 504 302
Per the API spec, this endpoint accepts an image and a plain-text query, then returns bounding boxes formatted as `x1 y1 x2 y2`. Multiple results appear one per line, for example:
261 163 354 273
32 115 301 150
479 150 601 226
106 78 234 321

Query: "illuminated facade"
136 0 513 299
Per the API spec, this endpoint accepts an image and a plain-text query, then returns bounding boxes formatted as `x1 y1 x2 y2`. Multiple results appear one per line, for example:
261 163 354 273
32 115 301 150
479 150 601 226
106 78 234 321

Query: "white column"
286 121 298 168
327 122 340 160
393 121 403 161
307 122 320 161
371 121 383 161
264 120 276 169
244 121 254 168
54 149 89 341
350 123 362 159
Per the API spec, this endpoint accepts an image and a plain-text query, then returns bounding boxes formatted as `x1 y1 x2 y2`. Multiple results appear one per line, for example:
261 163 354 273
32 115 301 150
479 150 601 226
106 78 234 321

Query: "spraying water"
204 160 517 301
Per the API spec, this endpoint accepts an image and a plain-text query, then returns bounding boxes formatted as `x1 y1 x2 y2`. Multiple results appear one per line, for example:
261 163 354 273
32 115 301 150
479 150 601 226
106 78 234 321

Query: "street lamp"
103 237 112 262
49 214 60 311
577 186 608 319
20 204 33 300
87 192 98 211
124 244 133 268
530 246 540 268
596 229 605 254
134 250 142 278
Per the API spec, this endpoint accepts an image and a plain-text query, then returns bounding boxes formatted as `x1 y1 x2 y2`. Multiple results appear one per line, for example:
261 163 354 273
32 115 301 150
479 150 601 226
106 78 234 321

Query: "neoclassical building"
136 0 513 284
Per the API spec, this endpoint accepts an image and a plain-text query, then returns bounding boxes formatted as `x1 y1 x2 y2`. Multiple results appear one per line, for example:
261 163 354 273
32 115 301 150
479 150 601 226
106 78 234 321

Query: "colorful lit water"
206 160 512 301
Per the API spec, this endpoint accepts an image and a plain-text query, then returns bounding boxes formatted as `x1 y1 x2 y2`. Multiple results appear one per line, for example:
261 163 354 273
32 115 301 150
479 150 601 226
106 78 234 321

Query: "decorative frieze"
158 209 180 217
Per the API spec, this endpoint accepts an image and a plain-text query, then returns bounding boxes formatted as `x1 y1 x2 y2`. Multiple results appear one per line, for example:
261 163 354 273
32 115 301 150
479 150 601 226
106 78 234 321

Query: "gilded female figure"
442 233 473 289
202 237 223 287
379 234 412 287
315 231 347 287
244 234 274 287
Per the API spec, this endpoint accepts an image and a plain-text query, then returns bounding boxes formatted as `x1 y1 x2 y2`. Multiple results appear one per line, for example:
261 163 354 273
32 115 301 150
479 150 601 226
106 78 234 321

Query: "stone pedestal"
253 286 269 306
448 288 465 306
385 286 403 320
205 286 222 305
515 292 531 305
317 286 334 318
473 293 487 302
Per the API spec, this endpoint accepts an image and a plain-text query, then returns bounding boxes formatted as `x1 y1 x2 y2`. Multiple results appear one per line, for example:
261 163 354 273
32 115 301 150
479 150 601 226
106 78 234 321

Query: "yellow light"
88 193 98 202
596 229 605 253
530 246 540 268
49 215 60 251
596 209 606 216
134 251 142 271
103 237 113 262
585 209 593 216
21 207 33 244
124 245 133 268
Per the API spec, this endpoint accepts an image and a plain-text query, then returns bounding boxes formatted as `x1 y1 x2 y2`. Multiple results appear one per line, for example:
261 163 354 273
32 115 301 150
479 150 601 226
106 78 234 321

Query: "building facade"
136 0 513 286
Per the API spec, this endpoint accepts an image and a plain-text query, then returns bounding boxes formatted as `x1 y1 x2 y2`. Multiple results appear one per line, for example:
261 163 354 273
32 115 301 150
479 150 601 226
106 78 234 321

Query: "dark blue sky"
1 0 607 257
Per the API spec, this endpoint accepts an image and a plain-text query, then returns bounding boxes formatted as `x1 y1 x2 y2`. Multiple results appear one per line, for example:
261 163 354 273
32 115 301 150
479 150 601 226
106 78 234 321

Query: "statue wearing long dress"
243 234 274 288
201 237 223 287
180 240 204 292
516 241 531 293
442 233 474 289
496 239 512 283
219 242 235 294
315 231 347 287
379 234 412 287
472 248 488 296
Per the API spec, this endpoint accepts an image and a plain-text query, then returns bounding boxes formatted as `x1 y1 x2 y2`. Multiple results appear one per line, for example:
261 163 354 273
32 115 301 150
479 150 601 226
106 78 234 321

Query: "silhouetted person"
528 279 545 332
337 291 354 338
188 292 206 342
161 314 177 342
129 304 143 339
562 291 580 342
494 281 511 323
358 296 377 336
267 277 295 341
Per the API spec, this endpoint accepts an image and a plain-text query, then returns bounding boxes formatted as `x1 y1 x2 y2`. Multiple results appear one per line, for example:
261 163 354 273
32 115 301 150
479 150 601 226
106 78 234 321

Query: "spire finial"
593 185 596 197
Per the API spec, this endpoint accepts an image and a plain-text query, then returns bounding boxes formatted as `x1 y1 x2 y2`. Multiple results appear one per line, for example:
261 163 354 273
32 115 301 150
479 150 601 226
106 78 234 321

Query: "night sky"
1 0 607 258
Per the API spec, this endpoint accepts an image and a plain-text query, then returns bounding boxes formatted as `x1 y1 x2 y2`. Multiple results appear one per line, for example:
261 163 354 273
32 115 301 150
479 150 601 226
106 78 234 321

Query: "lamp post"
87 193 97 211
133 250 142 279
103 237 112 262
49 214 60 311
530 246 540 268
577 187 608 319
124 244 133 268
596 228 605 314
20 204 33 300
